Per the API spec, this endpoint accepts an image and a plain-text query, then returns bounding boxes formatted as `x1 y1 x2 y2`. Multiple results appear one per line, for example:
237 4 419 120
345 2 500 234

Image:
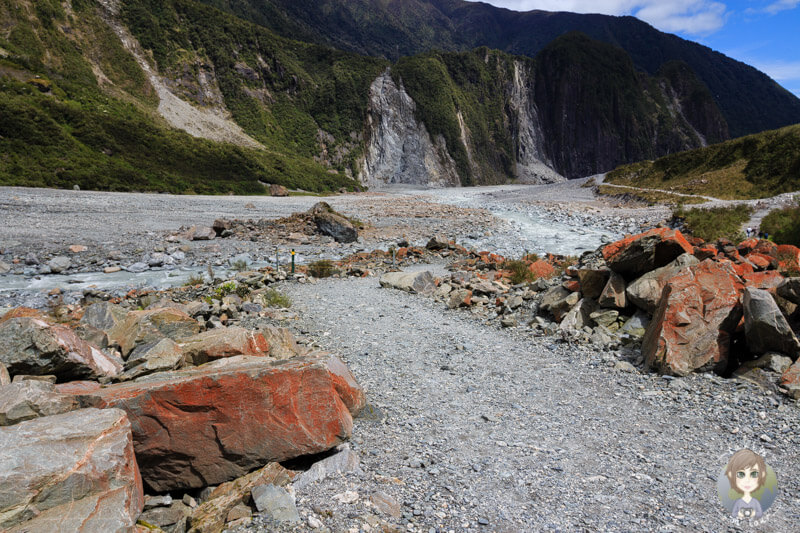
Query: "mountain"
0 0 793 193
605 124 800 199
201 0 800 139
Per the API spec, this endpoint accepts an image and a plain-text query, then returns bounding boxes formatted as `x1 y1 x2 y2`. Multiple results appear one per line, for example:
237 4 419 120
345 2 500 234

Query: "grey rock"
736 352 793 375
192 226 217 241
126 262 149 273
294 445 363 490
743 288 800 357
81 301 127 332
0 261 10 275
144 494 173 511
46 256 71 274
311 203 358 243
559 299 597 333
251 484 300 523
776 277 800 306
619 311 650 342
120 338 185 381
24 253 39 265
0 362 9 386
447 289 472 309
0 408 142 531
0 317 123 380
626 253 698 314
577 268 610 299
379 271 436 295
139 501 190 528
0 380 79 426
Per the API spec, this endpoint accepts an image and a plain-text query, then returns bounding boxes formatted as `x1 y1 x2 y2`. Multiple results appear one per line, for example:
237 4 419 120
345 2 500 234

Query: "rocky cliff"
359 70 460 188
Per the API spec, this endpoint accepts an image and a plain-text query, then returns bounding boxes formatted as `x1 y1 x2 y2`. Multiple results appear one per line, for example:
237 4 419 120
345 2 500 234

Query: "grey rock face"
743 288 800 357
251 484 300 523
81 301 127 332
508 61 565 184
359 70 461 189
0 408 143 531
0 380 79 426
379 271 436 296
293 445 362 491
0 317 123 380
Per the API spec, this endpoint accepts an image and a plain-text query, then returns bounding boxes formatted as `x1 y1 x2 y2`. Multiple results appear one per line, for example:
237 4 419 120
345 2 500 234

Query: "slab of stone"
72 354 364 492
251 484 300 523
0 317 123 381
0 408 143 531
0 380 78 426
379 271 436 295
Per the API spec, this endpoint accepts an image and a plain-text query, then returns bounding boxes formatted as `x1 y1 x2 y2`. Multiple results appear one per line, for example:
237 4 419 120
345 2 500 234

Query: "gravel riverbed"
2 183 798 531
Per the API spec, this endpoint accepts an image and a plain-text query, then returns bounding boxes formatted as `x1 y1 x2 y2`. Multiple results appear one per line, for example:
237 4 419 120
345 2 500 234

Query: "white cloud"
764 0 800 14
468 1 729 35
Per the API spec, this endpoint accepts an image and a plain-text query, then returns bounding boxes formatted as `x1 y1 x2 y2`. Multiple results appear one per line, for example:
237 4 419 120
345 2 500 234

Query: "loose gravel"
231 270 800 532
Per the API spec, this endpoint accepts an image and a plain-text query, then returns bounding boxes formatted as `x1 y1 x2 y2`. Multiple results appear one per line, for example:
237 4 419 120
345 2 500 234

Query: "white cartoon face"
734 466 760 494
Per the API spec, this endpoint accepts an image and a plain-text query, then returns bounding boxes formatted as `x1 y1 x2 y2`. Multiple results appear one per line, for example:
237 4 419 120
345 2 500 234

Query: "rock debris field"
0 182 798 532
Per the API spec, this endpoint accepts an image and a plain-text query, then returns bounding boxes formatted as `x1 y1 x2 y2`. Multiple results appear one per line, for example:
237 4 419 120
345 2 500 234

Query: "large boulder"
71 354 364 492
0 317 123 381
743 288 800 358
379 271 436 295
601 228 693 277
108 307 201 358
180 327 270 366
642 260 743 376
776 277 800 306
626 253 699 314
0 408 143 531
310 202 357 243
269 184 289 197
0 380 78 426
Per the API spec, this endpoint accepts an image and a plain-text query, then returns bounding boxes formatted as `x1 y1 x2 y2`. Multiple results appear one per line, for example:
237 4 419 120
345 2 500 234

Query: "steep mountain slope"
202 0 800 139
0 0 378 193
606 124 800 199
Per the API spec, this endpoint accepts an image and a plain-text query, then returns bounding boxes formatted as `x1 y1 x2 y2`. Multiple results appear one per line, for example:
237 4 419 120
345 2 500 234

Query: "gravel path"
236 271 800 532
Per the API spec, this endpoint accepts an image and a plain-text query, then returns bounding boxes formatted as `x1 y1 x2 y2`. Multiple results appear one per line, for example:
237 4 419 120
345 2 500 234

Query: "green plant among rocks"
229 259 249 273
506 259 536 285
183 273 205 286
261 288 292 308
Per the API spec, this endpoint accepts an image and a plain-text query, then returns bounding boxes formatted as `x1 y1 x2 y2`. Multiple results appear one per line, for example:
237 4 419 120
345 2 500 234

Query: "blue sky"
468 1 800 98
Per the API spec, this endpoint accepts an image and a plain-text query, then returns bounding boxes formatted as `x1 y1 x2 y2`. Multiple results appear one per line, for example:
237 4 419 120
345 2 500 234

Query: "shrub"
184 273 204 286
229 259 249 272
506 259 535 285
261 288 292 308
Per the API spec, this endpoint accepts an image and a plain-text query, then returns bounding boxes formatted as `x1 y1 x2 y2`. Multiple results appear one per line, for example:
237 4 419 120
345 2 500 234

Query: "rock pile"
0 272 366 531
382 228 800 399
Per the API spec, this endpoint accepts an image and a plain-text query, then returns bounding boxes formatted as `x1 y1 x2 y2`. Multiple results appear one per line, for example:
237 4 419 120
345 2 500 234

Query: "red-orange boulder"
742 271 784 290
71 354 363 492
746 253 775 270
602 228 693 277
642 260 743 376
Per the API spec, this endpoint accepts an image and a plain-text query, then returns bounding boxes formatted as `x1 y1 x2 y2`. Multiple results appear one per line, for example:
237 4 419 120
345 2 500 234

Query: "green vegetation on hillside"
393 49 517 185
673 205 753 242
195 0 800 139
606 124 800 200
761 202 800 246
0 0 377 193
122 0 387 171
